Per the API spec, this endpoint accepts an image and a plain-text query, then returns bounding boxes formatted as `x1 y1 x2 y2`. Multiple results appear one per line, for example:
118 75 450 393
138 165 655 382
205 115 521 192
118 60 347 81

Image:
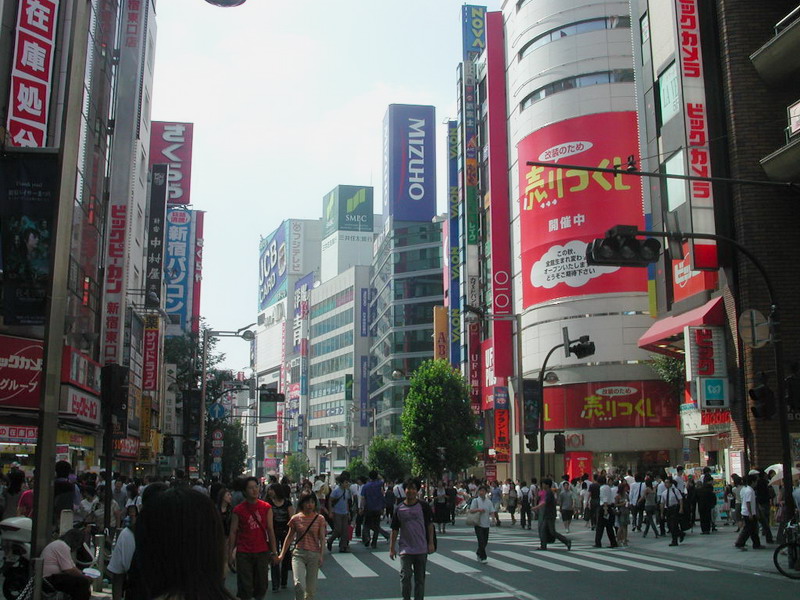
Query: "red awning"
638 297 725 357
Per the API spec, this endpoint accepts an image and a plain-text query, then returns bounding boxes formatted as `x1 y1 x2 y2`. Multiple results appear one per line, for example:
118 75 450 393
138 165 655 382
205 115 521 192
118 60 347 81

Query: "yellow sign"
433 306 448 361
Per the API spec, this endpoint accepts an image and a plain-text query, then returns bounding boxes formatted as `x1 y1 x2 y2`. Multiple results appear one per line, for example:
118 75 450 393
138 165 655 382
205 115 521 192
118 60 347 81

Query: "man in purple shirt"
389 479 435 600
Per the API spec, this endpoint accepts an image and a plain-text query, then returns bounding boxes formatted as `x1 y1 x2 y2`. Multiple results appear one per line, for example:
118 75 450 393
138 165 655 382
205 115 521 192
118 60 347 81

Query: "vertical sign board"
382 104 436 222
517 112 646 308
433 306 448 360
142 315 159 391
461 5 485 246
0 152 59 325
190 211 204 335
164 207 192 335
258 222 289 312
145 164 169 308
676 0 717 270
360 355 369 428
102 202 128 363
6 0 60 147
0 335 43 409
485 12 513 378
468 324 482 415
149 122 194 205
447 120 462 367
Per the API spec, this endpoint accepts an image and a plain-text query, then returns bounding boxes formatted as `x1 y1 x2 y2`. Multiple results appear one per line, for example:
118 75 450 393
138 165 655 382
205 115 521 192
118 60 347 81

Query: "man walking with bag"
326 475 352 553
390 479 436 600
660 477 685 546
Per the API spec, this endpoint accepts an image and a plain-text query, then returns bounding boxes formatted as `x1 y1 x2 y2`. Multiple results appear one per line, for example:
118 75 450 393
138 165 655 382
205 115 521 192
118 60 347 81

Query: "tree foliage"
203 416 247 483
649 354 686 402
346 457 370 481
367 436 411 482
284 453 311 483
400 359 476 478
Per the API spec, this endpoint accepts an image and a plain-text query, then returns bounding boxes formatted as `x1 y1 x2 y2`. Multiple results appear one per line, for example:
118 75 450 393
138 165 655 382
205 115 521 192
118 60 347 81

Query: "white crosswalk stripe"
453 550 527 572
623 552 719 572
330 552 379 577
493 550 577 572
534 551 625 571
372 552 431 574
573 551 673 571
427 552 480 573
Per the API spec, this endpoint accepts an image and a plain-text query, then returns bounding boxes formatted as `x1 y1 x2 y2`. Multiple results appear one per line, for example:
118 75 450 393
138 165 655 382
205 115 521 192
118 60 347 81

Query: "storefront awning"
638 297 724 357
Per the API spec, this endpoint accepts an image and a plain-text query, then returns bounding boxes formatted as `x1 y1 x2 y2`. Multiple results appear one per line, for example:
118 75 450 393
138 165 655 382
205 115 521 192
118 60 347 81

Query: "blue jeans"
400 553 427 600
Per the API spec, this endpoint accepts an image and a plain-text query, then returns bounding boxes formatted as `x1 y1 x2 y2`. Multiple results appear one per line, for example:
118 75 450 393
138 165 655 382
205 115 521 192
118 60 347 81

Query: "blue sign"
211 462 222 473
360 355 369 427
164 208 193 329
258 222 288 311
447 120 461 367
462 5 487 61
698 377 728 409
383 104 436 222
211 447 223 458
207 402 226 419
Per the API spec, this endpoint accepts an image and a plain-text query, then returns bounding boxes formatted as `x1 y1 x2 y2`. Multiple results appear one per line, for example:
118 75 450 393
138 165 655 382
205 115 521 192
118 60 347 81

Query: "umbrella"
768 466 800 486
765 463 783 475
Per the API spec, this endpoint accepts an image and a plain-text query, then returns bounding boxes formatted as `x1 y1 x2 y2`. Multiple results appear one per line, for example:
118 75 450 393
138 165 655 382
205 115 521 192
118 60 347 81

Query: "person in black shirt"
531 478 571 551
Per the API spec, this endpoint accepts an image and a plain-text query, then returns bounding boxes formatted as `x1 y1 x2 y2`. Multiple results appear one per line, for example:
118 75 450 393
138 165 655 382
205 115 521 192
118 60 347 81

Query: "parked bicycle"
773 518 800 579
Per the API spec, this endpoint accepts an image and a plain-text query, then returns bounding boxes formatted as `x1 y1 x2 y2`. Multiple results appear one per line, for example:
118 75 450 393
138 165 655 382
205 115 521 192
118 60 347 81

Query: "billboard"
102 203 128 363
383 104 436 222
150 122 194 205
164 207 193 331
258 222 288 311
142 315 159 391
0 335 42 409
0 152 59 325
145 165 169 308
190 211 204 335
322 185 374 238
517 112 646 307
6 0 60 147
447 121 461 367
543 380 678 430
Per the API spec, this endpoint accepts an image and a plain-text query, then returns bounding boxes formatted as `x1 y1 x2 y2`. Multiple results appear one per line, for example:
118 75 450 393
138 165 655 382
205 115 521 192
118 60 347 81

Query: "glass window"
664 151 688 212
520 70 634 112
518 16 631 60
657 62 680 127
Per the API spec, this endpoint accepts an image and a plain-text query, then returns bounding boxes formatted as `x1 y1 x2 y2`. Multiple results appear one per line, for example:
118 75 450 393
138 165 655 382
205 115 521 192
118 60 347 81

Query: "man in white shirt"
469 486 496 563
629 475 646 531
656 475 667 535
624 470 636 488
673 466 686 494
660 477 685 546
735 473 764 550
501 480 510 511
593 475 618 548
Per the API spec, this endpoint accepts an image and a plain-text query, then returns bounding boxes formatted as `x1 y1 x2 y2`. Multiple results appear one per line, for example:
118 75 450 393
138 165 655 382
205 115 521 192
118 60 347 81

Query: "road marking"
622 552 719 572
317 569 326 579
427 553 479 573
372 552 430 574
468 575 543 600
536 551 625 571
453 550 527 572
573 551 673 571
330 552 378 577
361 594 510 600
493 550 577 572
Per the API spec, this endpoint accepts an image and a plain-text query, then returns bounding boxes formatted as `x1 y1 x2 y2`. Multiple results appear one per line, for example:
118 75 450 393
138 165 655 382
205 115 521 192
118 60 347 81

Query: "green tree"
204 416 247 483
401 359 476 478
346 457 370 481
649 354 686 403
284 453 311 483
367 436 411 482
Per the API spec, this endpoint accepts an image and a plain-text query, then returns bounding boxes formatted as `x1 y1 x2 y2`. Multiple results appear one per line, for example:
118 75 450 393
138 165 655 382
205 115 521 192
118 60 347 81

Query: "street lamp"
464 305 524 481
199 323 256 475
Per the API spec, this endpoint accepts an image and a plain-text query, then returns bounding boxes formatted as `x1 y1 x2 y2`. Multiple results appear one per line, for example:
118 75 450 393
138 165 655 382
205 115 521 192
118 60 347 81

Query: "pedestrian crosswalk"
312 544 719 580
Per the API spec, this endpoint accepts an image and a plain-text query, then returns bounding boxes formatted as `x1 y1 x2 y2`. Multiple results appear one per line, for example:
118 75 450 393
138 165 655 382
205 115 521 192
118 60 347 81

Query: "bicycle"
773 518 800 579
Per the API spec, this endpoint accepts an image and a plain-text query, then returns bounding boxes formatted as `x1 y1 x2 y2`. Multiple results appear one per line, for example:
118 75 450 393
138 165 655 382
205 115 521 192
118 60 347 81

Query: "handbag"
465 500 481 526
290 514 320 553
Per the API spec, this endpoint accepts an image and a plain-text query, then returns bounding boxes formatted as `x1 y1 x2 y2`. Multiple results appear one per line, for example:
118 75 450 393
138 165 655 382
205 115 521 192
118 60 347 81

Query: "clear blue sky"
151 0 503 370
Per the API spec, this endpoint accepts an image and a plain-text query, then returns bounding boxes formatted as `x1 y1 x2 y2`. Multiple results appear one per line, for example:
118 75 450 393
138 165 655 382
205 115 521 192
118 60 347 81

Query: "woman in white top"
469 485 496 563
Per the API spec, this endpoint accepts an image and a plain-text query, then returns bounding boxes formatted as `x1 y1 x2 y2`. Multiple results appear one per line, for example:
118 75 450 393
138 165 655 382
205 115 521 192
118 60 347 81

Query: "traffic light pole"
631 228 795 516
538 343 565 480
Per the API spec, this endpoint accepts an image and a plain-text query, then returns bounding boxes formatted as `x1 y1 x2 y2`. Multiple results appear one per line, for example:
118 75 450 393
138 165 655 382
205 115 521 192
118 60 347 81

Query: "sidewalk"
593 521 779 574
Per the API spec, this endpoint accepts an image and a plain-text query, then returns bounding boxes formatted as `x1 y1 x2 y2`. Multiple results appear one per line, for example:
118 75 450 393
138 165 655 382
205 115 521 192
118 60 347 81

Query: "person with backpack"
390 479 436 600
326 475 352 553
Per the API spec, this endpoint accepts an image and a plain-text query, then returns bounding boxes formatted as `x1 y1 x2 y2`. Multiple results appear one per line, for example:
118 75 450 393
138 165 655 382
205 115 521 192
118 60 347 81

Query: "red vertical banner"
142 315 159 391
564 451 594 481
191 211 204 335
468 323 482 415
149 122 195 204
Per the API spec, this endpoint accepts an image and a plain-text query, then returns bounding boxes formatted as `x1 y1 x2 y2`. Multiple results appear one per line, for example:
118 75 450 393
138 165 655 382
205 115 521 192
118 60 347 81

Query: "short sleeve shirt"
740 486 756 516
107 526 136 574
42 540 76 577
470 496 495 528
288 513 327 552
391 501 429 555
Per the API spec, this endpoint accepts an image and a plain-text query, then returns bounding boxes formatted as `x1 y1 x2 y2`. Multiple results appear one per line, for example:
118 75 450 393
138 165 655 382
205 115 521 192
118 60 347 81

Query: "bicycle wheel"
773 542 800 579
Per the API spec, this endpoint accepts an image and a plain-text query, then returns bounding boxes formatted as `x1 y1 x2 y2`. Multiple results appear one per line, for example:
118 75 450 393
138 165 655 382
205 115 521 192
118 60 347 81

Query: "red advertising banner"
142 316 159 391
468 323 482 415
0 335 42 409
564 451 594 481
102 205 127 364
481 338 495 411
60 346 102 396
672 243 718 303
6 0 60 147
59 385 101 426
0 425 37 444
494 408 510 460
517 112 646 307
190 211 204 335
543 380 677 430
114 436 141 459
150 122 194 205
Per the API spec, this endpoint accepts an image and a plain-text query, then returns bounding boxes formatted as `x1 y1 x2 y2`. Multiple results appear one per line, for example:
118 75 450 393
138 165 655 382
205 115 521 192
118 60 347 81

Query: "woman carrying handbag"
278 492 327 600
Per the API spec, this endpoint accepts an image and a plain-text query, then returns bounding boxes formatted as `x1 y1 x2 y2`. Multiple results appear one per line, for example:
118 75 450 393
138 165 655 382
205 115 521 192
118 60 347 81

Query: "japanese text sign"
0 335 42 409
164 207 192 329
6 0 60 147
517 112 646 307
543 380 677 430
150 122 194 205
684 326 726 381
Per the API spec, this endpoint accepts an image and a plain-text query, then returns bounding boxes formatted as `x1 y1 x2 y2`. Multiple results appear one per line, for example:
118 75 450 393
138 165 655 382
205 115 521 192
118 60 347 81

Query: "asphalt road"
222 521 800 600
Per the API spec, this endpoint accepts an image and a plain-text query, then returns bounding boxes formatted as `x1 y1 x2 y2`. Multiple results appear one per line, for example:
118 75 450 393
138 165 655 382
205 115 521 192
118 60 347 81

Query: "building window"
520 69 635 111
640 13 651 65
657 62 680 129
664 150 688 212
518 16 631 60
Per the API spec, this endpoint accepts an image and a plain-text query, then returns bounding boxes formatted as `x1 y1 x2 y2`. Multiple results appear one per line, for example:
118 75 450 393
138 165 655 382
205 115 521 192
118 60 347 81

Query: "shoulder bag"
465 499 481 526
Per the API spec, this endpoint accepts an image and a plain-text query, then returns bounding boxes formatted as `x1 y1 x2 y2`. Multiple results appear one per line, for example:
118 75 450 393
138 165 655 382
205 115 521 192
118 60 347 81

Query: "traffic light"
586 225 661 267
162 436 175 456
569 336 596 359
182 439 197 457
525 434 538 452
750 383 776 419
259 385 285 403
553 433 566 454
